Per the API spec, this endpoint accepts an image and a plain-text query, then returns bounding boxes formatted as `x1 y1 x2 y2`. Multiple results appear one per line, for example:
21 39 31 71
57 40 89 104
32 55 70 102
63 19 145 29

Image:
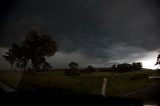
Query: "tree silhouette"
155 53 160 74
155 53 160 65
65 62 80 76
116 63 131 72
112 62 142 72
42 61 52 71
23 30 57 71
83 66 94 74
68 61 78 71
3 49 15 71
112 64 117 71
3 30 57 71
13 43 29 71
132 62 142 70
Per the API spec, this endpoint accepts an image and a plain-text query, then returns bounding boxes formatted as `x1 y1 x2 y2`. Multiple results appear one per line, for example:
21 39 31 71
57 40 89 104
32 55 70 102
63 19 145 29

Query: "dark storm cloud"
1 0 160 66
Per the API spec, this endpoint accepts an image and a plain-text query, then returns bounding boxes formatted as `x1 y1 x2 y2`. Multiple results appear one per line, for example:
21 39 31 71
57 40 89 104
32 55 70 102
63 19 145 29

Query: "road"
122 82 160 105
0 80 15 93
0 77 160 105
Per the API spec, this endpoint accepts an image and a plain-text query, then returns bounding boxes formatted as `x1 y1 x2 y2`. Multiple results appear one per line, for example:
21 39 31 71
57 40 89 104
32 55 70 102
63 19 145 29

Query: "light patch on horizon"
137 51 159 69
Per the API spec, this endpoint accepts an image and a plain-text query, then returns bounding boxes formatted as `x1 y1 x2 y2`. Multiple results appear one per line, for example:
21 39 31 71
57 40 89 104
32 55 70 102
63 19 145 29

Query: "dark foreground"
0 90 143 106
125 82 160 105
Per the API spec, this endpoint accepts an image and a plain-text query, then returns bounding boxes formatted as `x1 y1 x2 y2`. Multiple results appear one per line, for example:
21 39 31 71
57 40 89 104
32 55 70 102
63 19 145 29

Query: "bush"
64 69 81 76
82 66 95 74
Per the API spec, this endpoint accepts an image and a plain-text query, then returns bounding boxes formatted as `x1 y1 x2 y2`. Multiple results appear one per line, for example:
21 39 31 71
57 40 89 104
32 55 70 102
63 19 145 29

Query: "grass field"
0 70 159 96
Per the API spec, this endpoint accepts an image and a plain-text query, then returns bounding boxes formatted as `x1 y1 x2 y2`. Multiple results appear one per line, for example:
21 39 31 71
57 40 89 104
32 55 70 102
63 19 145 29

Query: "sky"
0 0 160 69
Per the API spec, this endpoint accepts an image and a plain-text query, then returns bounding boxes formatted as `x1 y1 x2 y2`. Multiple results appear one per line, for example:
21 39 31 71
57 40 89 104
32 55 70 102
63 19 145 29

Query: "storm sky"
0 0 160 69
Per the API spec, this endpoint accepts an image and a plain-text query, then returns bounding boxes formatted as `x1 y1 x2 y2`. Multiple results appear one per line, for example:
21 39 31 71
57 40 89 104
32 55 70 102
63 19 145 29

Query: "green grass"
18 72 102 95
0 70 159 96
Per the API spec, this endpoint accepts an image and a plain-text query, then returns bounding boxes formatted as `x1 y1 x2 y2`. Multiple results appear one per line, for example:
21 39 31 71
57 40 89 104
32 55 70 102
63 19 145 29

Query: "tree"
155 53 160 74
3 49 15 71
18 30 58 71
132 62 142 70
112 64 117 71
68 61 79 72
113 62 142 73
155 53 160 65
3 43 29 71
116 63 132 72
115 63 135 72
13 43 29 71
42 61 52 71
83 66 94 74
3 30 57 71
23 30 57 71
65 62 80 76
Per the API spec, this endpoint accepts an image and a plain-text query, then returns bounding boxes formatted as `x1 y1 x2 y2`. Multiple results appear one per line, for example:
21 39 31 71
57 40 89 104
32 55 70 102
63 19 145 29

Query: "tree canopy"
155 53 160 65
64 61 80 76
3 30 57 71
112 62 142 72
68 62 79 69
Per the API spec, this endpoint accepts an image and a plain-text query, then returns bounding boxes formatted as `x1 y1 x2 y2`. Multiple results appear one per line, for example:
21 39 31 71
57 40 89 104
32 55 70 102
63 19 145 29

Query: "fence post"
101 78 108 96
